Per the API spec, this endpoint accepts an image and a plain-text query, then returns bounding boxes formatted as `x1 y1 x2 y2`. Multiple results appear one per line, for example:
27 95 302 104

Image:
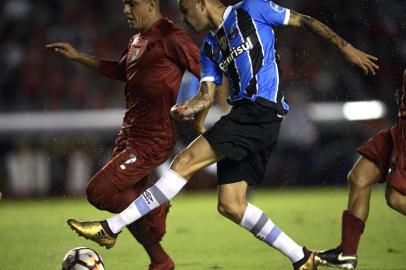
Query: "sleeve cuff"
283 9 291 25
200 76 216 82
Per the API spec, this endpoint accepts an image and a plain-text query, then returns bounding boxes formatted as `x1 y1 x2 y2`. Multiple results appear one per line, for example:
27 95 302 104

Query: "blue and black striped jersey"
200 0 290 113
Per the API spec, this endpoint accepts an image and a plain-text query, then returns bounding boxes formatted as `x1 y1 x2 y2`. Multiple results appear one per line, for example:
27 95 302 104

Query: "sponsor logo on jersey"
219 38 253 71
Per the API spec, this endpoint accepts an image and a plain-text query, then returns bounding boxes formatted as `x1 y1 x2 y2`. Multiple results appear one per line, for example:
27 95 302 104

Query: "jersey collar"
212 6 233 34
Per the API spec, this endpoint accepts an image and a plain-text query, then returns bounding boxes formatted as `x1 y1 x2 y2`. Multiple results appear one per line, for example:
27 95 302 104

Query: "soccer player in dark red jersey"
47 0 200 269
315 70 406 269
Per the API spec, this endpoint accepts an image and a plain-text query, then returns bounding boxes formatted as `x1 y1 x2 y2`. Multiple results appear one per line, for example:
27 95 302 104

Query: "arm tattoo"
200 81 209 95
190 81 212 114
301 16 348 50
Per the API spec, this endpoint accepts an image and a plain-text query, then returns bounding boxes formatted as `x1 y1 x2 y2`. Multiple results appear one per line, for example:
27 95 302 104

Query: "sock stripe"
134 197 150 215
149 185 168 204
264 226 282 245
251 213 268 235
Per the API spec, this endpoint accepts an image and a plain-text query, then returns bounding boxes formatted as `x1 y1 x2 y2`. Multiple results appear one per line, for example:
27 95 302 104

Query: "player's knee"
85 181 101 209
347 169 369 189
85 176 121 213
217 201 245 223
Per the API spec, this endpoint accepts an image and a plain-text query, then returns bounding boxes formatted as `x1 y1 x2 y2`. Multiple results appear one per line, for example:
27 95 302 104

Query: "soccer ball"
62 247 105 270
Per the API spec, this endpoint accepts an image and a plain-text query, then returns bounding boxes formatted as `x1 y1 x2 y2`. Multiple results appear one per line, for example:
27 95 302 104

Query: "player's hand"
46 42 80 61
170 102 195 121
341 44 379 75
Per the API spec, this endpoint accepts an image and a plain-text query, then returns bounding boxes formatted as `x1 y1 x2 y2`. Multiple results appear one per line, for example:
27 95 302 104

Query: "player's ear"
147 0 157 12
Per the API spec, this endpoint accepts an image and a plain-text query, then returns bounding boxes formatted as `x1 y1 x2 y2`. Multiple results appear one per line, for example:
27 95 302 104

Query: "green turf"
0 187 404 270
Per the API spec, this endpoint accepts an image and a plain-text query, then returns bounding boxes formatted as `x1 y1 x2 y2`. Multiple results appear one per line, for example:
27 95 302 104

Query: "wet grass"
0 187 404 269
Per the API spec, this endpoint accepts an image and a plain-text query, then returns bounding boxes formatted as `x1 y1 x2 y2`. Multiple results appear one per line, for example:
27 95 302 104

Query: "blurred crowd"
1 0 406 196
1 0 405 111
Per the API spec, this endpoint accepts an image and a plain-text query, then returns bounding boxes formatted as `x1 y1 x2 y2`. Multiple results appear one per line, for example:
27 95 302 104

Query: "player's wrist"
72 53 84 62
340 43 352 53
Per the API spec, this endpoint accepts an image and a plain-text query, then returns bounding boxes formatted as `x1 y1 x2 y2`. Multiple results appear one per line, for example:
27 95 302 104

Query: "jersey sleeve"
167 31 201 79
200 39 223 86
254 0 290 26
98 49 127 82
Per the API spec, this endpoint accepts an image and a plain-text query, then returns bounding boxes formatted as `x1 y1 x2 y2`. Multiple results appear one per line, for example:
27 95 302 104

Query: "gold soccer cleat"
67 219 117 249
296 250 319 270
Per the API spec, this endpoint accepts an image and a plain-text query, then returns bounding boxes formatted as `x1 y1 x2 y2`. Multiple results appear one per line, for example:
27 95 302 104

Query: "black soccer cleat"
314 246 357 269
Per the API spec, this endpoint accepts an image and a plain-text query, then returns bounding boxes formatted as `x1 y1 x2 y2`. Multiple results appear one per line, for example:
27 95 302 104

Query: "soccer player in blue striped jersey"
67 1 379 269
200 0 291 114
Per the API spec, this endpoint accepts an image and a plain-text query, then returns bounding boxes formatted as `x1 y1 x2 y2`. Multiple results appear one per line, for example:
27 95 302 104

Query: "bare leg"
385 185 406 215
338 156 382 256
217 181 249 223
315 156 384 268
170 135 223 179
217 181 312 267
347 156 381 222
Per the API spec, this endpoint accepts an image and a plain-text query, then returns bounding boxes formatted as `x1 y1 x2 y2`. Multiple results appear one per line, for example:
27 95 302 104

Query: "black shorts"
203 101 282 185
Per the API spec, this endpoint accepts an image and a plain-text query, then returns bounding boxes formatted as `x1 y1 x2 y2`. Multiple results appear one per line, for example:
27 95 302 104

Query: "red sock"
340 210 365 255
143 242 171 266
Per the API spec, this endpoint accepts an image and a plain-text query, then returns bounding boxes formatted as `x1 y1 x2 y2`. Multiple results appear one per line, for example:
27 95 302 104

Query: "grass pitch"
0 187 404 270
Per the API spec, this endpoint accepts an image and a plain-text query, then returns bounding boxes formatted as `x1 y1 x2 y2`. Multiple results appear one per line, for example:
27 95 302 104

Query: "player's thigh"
349 156 382 187
90 147 152 190
171 135 223 179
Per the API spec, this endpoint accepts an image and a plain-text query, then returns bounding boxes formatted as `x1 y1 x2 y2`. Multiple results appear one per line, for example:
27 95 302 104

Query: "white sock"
106 169 187 234
106 215 126 234
240 203 304 263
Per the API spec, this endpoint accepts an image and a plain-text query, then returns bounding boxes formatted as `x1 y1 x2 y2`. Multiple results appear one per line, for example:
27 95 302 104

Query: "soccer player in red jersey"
315 70 406 269
47 1 200 269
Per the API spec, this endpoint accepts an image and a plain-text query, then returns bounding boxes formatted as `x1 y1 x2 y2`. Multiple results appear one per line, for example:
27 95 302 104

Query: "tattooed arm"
190 81 215 134
171 80 217 134
188 81 216 115
288 11 379 75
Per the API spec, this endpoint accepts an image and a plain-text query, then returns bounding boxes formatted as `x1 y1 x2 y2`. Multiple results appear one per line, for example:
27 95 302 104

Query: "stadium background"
1 1 406 270
0 0 406 197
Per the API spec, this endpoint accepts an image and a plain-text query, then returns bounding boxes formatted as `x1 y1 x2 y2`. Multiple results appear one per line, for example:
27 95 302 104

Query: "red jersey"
98 18 200 147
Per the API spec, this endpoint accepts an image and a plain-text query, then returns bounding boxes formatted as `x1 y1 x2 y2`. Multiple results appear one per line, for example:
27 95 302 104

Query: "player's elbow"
207 96 215 107
200 96 214 109
288 11 310 28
